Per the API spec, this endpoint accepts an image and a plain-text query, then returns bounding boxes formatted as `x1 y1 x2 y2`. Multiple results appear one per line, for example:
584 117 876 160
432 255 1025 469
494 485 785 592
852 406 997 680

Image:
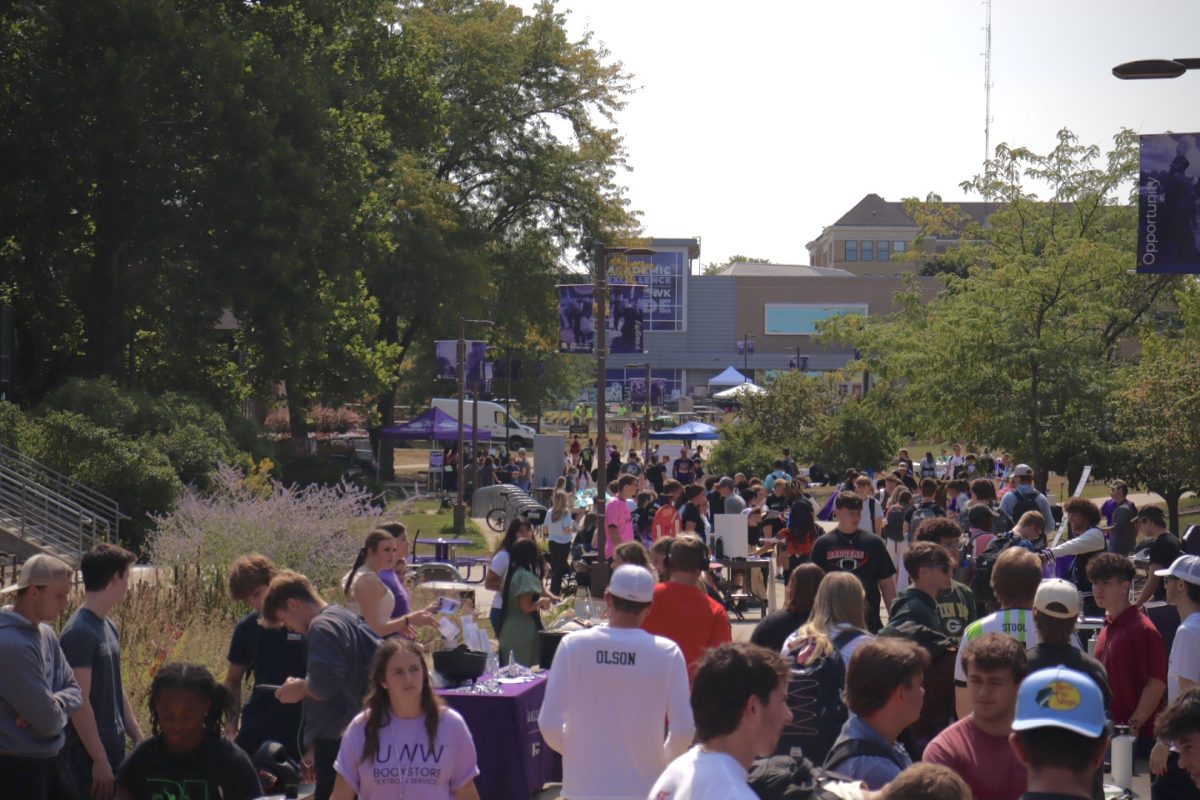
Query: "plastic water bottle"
486 650 499 676
507 649 517 667
1112 725 1134 789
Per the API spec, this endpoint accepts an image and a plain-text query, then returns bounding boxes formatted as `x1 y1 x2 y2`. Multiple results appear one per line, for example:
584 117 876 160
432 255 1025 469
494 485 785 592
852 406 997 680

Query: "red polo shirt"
1094 604 1167 731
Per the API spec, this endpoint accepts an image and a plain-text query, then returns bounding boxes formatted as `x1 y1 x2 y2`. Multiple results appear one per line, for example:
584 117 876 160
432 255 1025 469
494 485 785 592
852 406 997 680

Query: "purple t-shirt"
334 707 479 799
376 569 411 619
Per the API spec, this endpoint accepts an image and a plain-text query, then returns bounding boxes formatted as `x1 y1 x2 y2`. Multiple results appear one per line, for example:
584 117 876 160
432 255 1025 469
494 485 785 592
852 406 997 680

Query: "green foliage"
0 401 33 449
707 371 895 477
24 411 181 551
818 129 1180 485
1115 335 1200 531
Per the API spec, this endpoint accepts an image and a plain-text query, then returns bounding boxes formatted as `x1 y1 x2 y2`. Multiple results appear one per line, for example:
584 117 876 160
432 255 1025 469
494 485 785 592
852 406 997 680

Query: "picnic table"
414 536 474 562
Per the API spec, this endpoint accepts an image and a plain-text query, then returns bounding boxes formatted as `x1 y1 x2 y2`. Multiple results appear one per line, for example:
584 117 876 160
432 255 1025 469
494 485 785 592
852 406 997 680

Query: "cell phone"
253 684 282 695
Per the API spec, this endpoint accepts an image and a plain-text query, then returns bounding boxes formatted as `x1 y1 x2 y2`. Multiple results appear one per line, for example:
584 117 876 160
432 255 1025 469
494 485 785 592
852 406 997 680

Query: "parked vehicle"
431 398 536 450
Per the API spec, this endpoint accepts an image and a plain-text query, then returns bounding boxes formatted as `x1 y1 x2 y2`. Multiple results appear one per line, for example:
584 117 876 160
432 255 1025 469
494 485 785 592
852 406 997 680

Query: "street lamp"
1112 58 1200 80
736 333 756 376
627 360 652 468
590 241 655 597
454 317 493 533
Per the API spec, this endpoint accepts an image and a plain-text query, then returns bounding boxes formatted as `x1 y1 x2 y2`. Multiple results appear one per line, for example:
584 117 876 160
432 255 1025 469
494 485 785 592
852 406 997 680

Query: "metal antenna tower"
983 0 994 164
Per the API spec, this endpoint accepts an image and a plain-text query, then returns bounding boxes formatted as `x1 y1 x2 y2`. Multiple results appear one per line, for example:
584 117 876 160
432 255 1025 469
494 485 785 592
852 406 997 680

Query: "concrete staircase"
0 444 124 565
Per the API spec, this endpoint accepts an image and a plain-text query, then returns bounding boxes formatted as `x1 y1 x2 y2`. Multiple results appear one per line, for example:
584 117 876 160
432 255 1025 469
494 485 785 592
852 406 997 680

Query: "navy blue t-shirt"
226 611 306 757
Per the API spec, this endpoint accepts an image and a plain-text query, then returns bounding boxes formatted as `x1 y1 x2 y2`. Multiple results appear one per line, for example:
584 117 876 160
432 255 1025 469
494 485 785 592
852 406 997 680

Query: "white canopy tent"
708 366 749 388
713 382 765 400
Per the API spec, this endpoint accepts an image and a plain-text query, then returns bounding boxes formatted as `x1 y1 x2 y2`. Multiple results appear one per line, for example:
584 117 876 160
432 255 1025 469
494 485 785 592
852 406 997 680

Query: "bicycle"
486 507 507 532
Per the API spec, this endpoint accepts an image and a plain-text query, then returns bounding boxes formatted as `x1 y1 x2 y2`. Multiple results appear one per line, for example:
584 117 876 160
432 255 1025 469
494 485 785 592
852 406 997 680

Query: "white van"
432 398 537 450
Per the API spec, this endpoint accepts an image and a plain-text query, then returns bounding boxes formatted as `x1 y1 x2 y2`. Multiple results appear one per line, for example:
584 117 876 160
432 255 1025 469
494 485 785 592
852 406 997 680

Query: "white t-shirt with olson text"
333 707 479 800
489 550 510 610
538 625 693 800
1169 611 1200 703
649 746 759 800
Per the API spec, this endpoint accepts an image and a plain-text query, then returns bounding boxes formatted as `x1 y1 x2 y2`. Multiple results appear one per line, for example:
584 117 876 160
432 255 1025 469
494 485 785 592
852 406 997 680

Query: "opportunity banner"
1138 133 1200 273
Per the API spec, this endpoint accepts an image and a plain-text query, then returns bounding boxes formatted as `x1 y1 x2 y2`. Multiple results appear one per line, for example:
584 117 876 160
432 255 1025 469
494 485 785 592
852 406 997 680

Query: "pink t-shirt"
605 495 633 558
923 716 1026 800
334 707 479 800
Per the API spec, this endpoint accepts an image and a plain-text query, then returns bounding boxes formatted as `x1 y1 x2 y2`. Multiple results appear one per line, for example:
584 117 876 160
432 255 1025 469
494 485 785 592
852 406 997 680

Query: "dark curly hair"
148 662 238 738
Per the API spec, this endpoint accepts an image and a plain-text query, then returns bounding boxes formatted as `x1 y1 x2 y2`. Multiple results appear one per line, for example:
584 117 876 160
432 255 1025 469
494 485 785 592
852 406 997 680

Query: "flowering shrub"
148 463 383 595
311 405 364 433
264 407 290 433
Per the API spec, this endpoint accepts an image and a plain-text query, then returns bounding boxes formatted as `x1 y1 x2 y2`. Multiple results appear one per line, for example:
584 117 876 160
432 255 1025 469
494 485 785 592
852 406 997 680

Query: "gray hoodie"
0 607 83 756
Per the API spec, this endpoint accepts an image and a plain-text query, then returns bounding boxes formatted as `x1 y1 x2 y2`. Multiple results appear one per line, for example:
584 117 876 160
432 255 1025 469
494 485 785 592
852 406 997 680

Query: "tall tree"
820 129 1179 487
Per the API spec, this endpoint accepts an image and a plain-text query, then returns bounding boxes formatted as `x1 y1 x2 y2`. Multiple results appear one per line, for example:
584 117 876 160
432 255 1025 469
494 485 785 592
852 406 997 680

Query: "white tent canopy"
708 366 749 387
713 382 764 400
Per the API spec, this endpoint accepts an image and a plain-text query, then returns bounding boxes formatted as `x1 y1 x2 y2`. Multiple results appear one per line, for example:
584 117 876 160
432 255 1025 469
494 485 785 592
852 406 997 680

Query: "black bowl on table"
434 645 488 685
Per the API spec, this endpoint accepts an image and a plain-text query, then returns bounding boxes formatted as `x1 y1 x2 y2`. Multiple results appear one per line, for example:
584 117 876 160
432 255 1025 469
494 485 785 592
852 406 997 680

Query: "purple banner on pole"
558 283 643 354
435 340 487 383
557 285 594 353
607 284 644 354
1138 133 1200 274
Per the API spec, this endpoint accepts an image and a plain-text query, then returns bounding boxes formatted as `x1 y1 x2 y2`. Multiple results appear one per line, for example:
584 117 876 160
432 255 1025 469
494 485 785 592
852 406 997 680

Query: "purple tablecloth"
438 674 562 800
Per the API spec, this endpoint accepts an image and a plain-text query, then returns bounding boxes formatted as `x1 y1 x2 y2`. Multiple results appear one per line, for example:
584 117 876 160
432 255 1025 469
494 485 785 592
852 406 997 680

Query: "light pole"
1112 58 1200 80
737 333 756 377
591 241 655 597
454 317 493 533
628 360 652 468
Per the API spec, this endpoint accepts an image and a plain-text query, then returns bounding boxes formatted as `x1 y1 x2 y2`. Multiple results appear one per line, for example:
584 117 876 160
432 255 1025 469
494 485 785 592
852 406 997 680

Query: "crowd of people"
6 440 1200 800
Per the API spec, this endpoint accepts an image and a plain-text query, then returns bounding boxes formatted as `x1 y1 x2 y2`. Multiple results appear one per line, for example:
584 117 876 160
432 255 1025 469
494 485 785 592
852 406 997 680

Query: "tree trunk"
1029 362 1045 491
87 163 131 381
285 383 309 453
372 310 420 482
1164 488 1183 536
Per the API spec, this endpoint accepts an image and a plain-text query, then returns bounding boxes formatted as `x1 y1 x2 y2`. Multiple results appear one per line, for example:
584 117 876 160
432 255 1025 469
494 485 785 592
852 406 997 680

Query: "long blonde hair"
550 490 570 523
792 572 868 659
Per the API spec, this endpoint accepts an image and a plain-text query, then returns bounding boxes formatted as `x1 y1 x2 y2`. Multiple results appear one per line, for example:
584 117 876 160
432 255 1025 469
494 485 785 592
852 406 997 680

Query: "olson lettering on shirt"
596 650 637 666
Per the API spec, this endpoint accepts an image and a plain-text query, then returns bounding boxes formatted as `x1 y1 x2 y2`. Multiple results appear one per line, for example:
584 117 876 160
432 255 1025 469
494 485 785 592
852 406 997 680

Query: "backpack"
776 629 862 766
883 506 906 542
1007 489 1041 525
652 503 680 540
877 622 957 758
969 532 1027 614
748 754 856 800
907 502 942 541
956 528 991 584
823 738 907 775
919 460 937 479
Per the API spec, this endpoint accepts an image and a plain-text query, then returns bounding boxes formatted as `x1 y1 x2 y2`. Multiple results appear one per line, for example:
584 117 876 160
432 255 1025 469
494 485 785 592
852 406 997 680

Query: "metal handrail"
0 444 126 539
0 462 111 564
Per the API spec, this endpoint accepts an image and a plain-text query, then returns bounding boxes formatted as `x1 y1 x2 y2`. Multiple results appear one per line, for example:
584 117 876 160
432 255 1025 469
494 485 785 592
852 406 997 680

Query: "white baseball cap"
607 565 656 603
1034 579 1081 619
1155 555 1200 586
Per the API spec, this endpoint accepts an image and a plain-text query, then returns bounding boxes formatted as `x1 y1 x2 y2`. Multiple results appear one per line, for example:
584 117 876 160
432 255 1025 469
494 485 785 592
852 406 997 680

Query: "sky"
514 0 1200 269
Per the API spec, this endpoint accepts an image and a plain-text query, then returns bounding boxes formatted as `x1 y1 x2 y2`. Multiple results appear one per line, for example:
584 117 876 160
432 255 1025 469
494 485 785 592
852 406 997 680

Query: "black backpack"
823 737 907 775
777 629 862 766
1007 490 1041 525
956 528 991 584
907 502 943 541
883 506 906 543
970 532 1027 613
749 753 857 800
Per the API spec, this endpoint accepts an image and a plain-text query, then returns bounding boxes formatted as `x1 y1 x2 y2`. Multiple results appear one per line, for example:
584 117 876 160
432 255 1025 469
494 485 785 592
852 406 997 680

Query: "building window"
878 240 890 262
893 241 907 256
861 240 874 261
845 240 857 262
764 303 869 335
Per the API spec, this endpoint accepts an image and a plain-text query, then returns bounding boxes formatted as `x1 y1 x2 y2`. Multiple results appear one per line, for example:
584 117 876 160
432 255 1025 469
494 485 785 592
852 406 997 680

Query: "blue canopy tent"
380 407 491 441
648 420 720 443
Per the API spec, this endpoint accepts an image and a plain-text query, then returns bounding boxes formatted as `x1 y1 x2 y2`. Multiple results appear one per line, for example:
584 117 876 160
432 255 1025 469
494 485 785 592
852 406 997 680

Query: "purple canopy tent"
379 407 491 441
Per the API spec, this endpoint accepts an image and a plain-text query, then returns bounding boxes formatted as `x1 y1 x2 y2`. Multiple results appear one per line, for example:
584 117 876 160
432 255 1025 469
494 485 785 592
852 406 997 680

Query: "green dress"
497 567 542 667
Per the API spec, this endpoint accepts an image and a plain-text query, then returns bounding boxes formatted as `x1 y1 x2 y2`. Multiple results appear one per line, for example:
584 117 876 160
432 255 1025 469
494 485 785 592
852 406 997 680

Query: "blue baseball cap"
1012 666 1106 738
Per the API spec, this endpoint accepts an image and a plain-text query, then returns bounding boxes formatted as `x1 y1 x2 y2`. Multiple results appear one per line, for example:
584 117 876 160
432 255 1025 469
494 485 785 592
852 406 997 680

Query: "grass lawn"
387 497 490 555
